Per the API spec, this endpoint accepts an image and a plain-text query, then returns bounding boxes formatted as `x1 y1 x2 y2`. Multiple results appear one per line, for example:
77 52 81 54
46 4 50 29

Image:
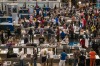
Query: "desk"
1 55 100 66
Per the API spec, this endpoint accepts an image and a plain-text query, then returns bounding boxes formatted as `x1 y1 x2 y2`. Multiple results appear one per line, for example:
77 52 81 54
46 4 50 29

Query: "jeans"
20 60 24 66
73 59 78 66
80 23 82 28
33 60 37 66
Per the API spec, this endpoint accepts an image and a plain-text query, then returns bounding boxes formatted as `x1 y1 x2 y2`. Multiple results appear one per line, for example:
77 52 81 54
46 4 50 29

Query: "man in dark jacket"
28 28 33 43
0 31 4 44
16 27 21 39
47 27 52 42
7 28 11 39
24 34 29 44
35 21 39 28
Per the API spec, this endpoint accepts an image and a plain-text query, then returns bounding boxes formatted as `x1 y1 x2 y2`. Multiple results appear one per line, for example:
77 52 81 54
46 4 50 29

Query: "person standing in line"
59 50 67 66
92 41 99 54
89 49 96 66
33 50 37 66
18 49 26 66
78 52 86 66
47 27 52 42
56 27 60 42
39 35 45 45
28 28 33 43
80 38 86 48
40 48 48 66
0 31 5 44
17 27 21 38
60 30 66 40
24 34 29 44
48 48 54 66
69 24 74 40
7 28 11 39
73 49 80 66
35 20 39 28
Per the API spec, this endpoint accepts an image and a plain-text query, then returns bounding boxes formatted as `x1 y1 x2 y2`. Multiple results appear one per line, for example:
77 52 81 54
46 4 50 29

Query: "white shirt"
52 19 56 22
39 10 42 15
40 49 48 57
18 51 26 60
85 39 89 48
74 26 79 34
48 51 53 58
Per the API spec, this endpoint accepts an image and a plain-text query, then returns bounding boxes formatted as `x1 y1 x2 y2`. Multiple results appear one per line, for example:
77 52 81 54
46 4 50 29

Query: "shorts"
42 56 47 63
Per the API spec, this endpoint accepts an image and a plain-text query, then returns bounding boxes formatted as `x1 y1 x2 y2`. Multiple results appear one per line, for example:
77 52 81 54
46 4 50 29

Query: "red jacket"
82 18 86 27
80 39 85 48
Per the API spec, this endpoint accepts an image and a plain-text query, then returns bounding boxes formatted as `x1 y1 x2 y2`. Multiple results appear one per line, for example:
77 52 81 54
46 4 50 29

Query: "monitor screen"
20 14 30 19
19 10 29 14
0 17 12 23
0 18 7 23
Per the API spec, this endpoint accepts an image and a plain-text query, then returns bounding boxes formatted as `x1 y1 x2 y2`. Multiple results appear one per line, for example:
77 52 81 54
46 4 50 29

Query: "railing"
0 0 60 2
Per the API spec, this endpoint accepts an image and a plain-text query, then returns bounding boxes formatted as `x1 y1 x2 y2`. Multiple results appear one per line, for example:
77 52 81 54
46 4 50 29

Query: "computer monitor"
0 18 7 23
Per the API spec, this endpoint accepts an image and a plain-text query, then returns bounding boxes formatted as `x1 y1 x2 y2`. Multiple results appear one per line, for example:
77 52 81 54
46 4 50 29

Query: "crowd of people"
0 4 100 66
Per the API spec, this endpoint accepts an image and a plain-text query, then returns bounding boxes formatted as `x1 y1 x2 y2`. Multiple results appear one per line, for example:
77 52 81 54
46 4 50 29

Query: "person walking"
89 49 96 66
59 50 67 66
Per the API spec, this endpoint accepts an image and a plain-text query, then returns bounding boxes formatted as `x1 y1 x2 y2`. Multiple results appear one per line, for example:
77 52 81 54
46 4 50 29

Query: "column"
2 0 3 10
6 4 8 15
69 0 71 8
3 1 6 11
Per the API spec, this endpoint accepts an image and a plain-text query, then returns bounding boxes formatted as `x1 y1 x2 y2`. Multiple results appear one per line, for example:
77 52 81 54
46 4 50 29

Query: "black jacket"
28 29 33 35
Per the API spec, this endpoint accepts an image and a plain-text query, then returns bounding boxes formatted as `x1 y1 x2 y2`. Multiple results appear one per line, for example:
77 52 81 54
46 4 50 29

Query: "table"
86 55 100 66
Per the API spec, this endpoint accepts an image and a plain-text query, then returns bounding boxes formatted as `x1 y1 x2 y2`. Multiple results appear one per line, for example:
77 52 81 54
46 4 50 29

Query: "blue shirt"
55 17 58 23
60 32 66 38
60 52 67 60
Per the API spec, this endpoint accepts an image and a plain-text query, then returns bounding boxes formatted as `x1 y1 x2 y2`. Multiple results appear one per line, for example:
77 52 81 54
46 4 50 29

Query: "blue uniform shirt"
55 17 58 23
60 52 67 60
